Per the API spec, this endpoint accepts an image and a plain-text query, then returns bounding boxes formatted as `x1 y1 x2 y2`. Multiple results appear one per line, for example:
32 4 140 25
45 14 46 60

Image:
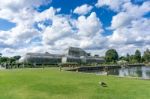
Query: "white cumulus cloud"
96 0 129 11
108 1 150 55
73 4 93 15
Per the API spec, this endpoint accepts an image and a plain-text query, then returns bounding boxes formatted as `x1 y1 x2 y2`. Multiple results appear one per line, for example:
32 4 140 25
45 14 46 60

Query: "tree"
105 49 119 63
0 53 2 57
143 49 150 63
9 57 16 63
13 56 21 61
119 56 126 60
0 57 9 63
126 53 130 62
134 49 141 63
129 55 136 63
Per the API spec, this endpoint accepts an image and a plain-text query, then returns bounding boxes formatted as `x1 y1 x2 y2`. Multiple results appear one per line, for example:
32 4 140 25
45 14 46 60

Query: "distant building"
19 47 105 65
19 52 62 65
62 47 104 64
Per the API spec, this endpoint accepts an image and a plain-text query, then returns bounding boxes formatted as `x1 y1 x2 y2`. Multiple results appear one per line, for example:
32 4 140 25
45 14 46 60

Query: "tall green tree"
126 53 130 62
134 49 141 63
105 49 119 63
143 49 150 63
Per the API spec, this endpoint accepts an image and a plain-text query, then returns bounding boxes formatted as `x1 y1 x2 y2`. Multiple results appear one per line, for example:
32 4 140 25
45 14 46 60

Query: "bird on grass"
99 81 107 87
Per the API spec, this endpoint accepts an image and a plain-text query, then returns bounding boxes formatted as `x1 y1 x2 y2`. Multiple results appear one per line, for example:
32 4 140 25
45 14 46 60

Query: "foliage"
0 55 21 64
0 57 9 63
134 49 141 62
126 53 130 62
105 49 119 63
13 55 21 61
143 49 150 63
119 56 126 60
129 55 136 63
104 49 150 64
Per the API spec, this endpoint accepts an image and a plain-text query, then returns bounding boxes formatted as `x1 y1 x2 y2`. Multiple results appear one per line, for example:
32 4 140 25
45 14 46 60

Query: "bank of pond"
67 64 150 80
1 63 150 79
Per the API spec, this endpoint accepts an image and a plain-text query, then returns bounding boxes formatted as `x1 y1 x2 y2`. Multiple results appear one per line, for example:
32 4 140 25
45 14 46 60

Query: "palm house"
19 47 105 65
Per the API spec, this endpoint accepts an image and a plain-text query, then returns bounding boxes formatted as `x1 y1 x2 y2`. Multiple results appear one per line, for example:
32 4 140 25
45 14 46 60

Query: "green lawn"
0 68 150 99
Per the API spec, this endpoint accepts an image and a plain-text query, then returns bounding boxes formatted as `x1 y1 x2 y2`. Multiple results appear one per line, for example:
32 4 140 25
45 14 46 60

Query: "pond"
96 66 150 79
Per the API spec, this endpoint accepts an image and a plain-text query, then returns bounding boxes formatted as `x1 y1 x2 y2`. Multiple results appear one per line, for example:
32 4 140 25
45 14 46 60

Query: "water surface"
96 66 150 79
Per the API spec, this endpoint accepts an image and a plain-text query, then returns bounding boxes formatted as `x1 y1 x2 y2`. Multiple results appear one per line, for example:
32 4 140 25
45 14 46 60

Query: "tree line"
0 55 21 63
105 49 150 64
0 55 21 66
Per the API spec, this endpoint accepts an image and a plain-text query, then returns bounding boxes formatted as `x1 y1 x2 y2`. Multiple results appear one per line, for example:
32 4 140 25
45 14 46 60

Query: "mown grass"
0 68 150 99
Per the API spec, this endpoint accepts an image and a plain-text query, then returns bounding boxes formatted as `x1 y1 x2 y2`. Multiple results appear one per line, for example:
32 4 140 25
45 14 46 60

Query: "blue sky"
0 0 149 56
0 18 16 31
38 0 117 36
1 0 148 32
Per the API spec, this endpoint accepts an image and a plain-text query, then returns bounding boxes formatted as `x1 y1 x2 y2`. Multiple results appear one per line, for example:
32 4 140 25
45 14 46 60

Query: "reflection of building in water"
19 47 105 65
118 67 150 79
142 67 150 79
119 67 140 77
